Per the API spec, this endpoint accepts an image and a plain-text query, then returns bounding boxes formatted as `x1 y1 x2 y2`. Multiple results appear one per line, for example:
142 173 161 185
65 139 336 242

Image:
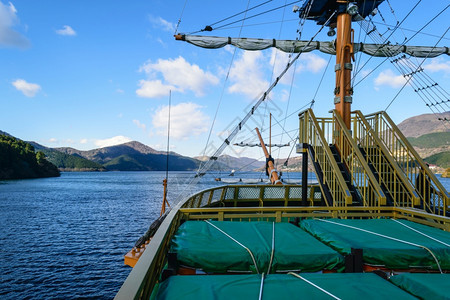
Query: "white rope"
204 220 260 274
258 273 265 300
315 219 443 273
267 222 275 274
288 272 342 300
391 219 450 248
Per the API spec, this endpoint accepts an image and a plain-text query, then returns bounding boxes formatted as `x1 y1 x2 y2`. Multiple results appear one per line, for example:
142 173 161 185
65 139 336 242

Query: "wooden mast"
335 2 354 129
255 127 282 185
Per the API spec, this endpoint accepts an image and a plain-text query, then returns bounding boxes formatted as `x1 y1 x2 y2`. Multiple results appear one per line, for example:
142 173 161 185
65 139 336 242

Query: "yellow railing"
115 184 450 300
299 109 353 208
364 111 449 216
332 110 386 207
182 184 324 208
352 111 420 208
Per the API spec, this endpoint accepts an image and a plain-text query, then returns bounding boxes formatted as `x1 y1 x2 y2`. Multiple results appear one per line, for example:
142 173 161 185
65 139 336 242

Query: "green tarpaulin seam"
315 218 443 273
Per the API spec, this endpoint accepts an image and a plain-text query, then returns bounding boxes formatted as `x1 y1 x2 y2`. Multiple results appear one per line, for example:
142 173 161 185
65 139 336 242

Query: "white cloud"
152 102 209 139
137 56 219 98
94 136 132 148
49 138 58 143
80 139 88 144
227 50 327 99
0 1 29 48
228 51 269 99
12 79 41 97
133 119 147 131
374 69 407 88
424 58 450 74
149 16 175 32
270 50 327 85
298 53 327 73
116 88 124 94
55 25 76 36
136 79 178 98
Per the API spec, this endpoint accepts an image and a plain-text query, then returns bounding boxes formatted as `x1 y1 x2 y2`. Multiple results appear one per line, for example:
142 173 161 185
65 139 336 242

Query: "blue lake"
0 171 449 299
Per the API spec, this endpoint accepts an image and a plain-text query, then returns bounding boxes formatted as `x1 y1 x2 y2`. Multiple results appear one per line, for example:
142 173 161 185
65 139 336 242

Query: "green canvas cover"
171 221 343 273
300 218 450 270
390 273 450 300
153 273 417 300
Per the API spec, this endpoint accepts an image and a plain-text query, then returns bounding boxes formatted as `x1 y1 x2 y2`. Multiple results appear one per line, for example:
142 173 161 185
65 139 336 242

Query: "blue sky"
1 0 449 159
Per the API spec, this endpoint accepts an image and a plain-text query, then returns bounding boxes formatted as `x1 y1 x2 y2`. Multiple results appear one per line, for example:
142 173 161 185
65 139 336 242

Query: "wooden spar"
255 127 282 185
160 179 170 216
335 10 354 129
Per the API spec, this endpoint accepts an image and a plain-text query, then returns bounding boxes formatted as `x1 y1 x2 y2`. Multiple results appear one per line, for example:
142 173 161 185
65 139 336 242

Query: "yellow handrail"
353 111 420 208
332 110 386 207
299 109 353 208
364 111 448 216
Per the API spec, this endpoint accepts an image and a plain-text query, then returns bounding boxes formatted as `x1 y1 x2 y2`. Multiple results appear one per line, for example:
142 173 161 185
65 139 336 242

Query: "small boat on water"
116 1 449 299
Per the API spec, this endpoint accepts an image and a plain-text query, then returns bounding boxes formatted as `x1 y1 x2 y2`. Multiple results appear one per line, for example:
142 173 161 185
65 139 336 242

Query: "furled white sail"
176 35 449 58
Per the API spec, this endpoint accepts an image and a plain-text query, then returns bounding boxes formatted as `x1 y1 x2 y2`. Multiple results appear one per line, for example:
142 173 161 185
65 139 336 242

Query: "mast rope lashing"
391 219 450 248
315 219 444 273
287 272 342 300
204 220 260 274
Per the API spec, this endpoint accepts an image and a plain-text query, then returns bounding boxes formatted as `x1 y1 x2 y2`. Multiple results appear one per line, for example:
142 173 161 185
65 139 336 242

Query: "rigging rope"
174 0 189 35
274 0 314 166
354 2 450 121
198 0 252 169
288 272 342 300
208 0 273 28
258 273 265 300
176 11 337 198
315 218 444 273
165 91 171 188
351 0 423 86
391 219 450 248
382 26 450 122
189 0 302 34
204 220 260 274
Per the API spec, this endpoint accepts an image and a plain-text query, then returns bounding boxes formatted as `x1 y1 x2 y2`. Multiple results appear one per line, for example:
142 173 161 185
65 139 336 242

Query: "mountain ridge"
397 111 450 138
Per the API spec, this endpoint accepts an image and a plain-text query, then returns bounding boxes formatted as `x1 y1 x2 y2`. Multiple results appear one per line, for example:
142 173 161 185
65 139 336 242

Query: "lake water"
0 171 449 299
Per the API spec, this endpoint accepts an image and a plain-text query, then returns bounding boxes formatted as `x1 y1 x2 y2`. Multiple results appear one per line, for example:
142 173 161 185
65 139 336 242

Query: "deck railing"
352 110 420 208
299 109 353 208
115 183 450 300
363 111 448 215
331 110 386 207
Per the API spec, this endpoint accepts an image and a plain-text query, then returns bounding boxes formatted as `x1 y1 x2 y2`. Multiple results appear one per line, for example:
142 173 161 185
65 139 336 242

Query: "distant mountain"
56 141 166 164
57 141 199 171
407 132 450 148
30 142 105 171
0 130 12 137
396 112 450 170
397 112 450 138
424 151 450 169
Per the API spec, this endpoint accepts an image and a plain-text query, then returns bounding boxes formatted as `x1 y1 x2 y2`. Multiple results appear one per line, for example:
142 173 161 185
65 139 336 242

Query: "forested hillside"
0 134 60 179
